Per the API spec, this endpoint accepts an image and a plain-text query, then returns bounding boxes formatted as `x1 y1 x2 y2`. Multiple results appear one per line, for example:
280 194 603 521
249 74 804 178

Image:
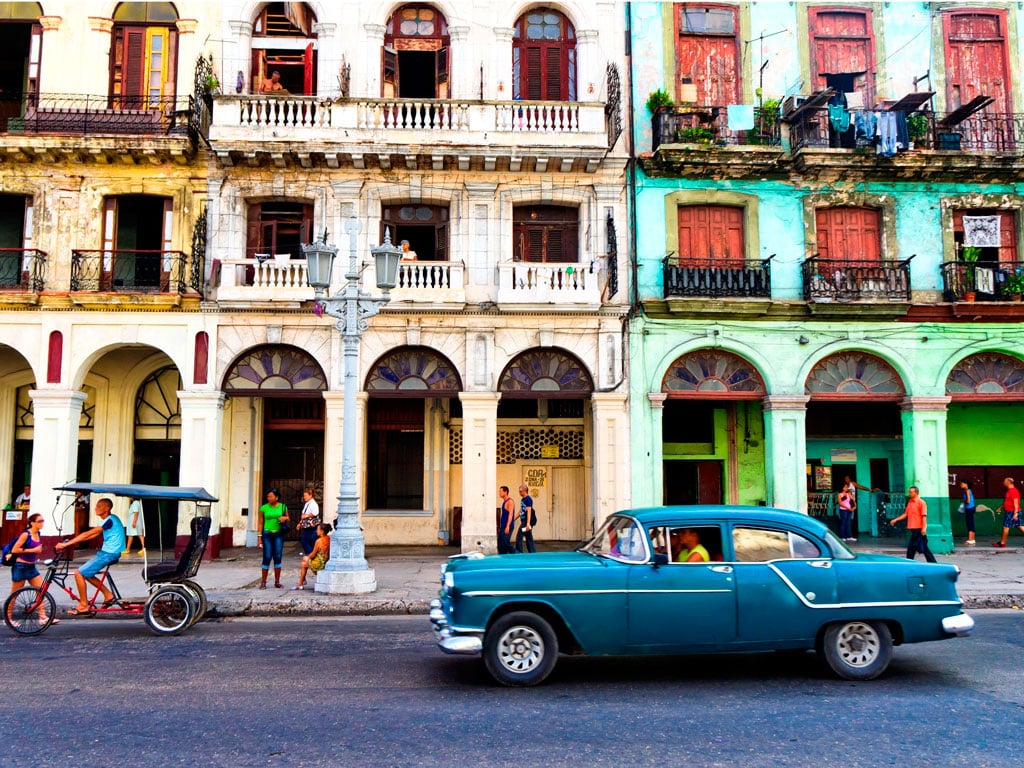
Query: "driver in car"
55 497 125 615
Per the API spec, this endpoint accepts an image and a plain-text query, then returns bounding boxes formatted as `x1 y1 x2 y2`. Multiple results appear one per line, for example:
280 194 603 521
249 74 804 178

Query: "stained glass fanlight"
365 346 461 395
946 352 1024 399
498 348 593 398
661 349 765 399
224 346 327 394
805 352 905 400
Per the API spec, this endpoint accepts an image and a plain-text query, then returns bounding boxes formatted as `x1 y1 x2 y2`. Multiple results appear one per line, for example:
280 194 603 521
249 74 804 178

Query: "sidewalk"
7 538 1024 617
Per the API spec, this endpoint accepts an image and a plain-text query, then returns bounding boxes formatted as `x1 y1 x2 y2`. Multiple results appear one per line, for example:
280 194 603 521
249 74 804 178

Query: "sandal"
101 597 118 608
259 583 267 590
67 607 92 617
274 583 283 588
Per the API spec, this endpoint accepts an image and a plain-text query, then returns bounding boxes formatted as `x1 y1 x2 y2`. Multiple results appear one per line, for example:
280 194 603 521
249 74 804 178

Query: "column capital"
313 22 336 38
177 391 226 409
576 29 599 44
363 23 386 42
322 390 346 406
647 392 668 409
39 15 62 32
591 391 628 407
448 25 470 43
900 396 951 412
493 27 514 43
762 394 810 411
228 20 253 36
29 389 87 408
459 391 501 408
88 17 113 34
330 179 364 198
176 18 199 35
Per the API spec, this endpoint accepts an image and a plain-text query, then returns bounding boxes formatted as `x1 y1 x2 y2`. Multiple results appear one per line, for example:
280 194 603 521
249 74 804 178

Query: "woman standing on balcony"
400 240 418 261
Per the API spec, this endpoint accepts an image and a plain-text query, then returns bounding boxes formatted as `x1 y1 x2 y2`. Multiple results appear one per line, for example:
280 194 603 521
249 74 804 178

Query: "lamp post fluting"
303 216 401 594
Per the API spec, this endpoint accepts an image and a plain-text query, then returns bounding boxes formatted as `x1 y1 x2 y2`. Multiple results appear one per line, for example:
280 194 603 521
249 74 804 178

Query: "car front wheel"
819 620 893 681
483 611 559 687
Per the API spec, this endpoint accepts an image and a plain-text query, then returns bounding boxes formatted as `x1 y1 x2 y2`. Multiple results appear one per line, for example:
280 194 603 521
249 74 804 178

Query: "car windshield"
823 529 856 559
582 516 648 563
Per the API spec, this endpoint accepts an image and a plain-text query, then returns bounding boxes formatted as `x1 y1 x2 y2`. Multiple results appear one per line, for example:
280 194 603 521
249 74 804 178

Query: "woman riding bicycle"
8 513 57 624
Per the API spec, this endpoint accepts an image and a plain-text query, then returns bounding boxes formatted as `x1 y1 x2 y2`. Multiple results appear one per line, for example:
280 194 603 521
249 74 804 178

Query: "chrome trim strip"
461 588 732 597
764 562 962 609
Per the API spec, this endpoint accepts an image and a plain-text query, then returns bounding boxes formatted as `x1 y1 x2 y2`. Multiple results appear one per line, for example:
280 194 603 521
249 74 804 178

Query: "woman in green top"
257 487 288 588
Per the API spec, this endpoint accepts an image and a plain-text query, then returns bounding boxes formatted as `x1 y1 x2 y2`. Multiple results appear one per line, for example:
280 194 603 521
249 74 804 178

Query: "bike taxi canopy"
55 483 217 502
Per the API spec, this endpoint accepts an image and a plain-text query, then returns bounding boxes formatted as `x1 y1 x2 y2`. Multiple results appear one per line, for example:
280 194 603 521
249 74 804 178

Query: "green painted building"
628 1 1024 552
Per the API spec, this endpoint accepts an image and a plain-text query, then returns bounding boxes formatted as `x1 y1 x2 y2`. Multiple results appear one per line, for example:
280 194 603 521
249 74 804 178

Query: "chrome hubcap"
836 622 880 668
497 626 544 673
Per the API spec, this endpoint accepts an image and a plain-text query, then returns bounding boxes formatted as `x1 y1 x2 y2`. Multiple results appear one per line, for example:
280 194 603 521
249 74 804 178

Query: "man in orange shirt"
889 486 936 562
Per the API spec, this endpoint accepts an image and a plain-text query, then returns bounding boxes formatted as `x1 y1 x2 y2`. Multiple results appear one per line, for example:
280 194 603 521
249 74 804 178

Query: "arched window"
946 352 1024 400
498 348 593 398
111 2 179 108
251 2 318 95
383 5 449 99
365 346 462 395
805 352 905 401
223 345 327 396
661 350 765 398
513 8 576 101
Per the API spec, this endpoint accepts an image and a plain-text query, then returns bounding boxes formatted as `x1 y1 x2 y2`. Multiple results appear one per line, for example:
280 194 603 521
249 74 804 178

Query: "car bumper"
430 598 483 655
942 612 975 637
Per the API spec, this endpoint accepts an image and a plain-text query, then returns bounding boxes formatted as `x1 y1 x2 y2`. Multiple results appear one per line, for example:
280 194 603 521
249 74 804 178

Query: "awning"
887 92 935 112
55 483 217 502
939 95 995 128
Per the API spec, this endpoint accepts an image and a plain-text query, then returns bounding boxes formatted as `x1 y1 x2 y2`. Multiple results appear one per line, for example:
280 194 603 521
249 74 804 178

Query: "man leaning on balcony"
260 70 287 95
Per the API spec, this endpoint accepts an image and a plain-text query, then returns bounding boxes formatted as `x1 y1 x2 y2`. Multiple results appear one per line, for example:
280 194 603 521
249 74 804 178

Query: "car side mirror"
652 553 669 567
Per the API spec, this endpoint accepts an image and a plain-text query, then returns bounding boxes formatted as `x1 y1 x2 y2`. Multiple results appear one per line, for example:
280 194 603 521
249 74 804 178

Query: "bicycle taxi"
3 482 216 637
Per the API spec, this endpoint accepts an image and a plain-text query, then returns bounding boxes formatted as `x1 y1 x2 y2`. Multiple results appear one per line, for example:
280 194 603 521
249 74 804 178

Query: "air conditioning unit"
782 94 810 116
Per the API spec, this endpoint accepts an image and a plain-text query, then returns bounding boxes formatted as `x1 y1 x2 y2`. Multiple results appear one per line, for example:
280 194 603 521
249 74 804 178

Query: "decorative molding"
647 393 668 409
900 396 952 412
176 19 198 34
88 17 113 34
39 15 62 32
761 395 810 411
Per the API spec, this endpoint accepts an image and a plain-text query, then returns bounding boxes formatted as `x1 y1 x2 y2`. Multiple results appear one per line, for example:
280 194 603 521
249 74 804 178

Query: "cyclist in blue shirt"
55 497 125 615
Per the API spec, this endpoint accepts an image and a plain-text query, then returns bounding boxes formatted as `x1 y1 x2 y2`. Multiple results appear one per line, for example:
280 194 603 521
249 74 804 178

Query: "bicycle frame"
23 547 144 616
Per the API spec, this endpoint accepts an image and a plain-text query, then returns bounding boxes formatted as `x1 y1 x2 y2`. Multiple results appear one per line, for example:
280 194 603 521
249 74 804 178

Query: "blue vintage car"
430 506 974 686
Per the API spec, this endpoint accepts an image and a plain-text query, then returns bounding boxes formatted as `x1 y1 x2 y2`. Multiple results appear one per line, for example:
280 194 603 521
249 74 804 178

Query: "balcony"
0 93 196 163
214 256 312 306
385 261 466 305
941 260 1024 302
651 105 779 152
664 258 772 299
208 95 612 171
802 256 912 303
497 262 600 307
0 248 46 295
70 250 195 294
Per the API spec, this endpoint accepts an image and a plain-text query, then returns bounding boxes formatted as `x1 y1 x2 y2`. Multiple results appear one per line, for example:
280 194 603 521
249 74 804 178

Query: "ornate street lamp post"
303 216 401 594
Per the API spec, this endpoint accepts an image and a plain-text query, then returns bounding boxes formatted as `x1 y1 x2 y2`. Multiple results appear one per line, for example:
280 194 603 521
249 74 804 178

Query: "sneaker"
965 540 976 546
137 549 146 555
121 550 130 556
992 542 1007 548
848 538 857 543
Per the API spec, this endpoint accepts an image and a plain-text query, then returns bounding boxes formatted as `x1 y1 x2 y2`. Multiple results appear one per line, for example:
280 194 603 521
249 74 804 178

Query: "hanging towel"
975 267 995 294
727 104 755 131
828 104 851 133
963 215 1001 247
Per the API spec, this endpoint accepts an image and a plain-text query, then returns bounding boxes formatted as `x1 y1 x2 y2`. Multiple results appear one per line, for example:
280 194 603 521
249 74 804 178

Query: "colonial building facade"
630 1 1024 552
1 2 630 553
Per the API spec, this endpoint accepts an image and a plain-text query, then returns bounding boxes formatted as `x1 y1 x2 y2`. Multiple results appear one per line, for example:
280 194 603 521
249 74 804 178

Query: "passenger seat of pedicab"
142 516 211 584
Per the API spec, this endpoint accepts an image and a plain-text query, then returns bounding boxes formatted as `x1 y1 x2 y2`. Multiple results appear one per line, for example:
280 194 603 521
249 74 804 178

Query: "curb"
200 594 1022 617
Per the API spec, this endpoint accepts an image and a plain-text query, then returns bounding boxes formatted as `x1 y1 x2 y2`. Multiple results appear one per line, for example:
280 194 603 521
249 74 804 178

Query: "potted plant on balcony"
960 245 981 302
906 111 929 149
646 88 674 114
677 125 716 145
1003 271 1024 301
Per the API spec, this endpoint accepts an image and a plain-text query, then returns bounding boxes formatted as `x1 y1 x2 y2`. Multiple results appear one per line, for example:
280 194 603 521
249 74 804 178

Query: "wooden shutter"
815 207 881 262
383 47 397 97
303 43 314 96
809 9 875 108
27 23 42 95
246 204 262 258
525 47 542 100
123 28 146 106
435 221 448 262
252 49 267 94
161 199 174 274
676 6 740 105
435 47 448 99
545 46 562 100
102 199 117 272
943 11 1013 114
677 206 745 264
301 204 314 244
526 228 543 262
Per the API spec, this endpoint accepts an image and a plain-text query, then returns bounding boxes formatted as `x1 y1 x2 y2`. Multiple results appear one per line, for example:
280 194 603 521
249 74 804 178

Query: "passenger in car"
671 528 710 563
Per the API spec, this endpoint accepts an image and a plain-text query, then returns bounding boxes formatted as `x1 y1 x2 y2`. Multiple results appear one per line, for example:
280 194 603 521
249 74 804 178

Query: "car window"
585 517 647 563
732 527 823 562
650 525 723 563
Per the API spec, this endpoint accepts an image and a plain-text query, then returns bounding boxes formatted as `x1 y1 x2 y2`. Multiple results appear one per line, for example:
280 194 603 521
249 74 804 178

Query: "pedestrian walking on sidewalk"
497 486 515 554
257 488 288 588
993 477 1023 549
515 484 536 554
122 496 146 556
889 486 936 563
959 479 977 546
298 486 321 556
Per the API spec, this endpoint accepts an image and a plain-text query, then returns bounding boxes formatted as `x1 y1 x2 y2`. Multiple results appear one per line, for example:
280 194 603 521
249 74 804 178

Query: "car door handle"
709 565 733 574
808 560 832 569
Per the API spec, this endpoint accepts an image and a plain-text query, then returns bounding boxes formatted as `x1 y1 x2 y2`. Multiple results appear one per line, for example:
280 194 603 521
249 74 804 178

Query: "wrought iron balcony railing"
802 256 912 302
71 249 194 293
664 258 772 299
0 248 46 291
0 93 192 138
652 105 780 151
941 260 1024 302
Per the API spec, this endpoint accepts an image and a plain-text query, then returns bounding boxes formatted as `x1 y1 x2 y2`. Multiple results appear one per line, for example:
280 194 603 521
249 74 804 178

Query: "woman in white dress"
123 496 146 556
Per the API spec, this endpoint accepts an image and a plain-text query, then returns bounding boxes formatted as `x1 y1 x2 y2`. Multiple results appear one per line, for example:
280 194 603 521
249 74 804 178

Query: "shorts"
1003 511 1022 530
309 553 327 573
11 562 40 582
80 550 120 578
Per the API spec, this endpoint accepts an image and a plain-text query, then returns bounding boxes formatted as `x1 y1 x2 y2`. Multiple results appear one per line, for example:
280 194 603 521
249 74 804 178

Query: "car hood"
446 550 605 574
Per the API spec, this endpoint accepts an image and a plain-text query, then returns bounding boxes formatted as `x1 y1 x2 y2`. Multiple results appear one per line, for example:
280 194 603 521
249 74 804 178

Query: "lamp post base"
314 567 377 595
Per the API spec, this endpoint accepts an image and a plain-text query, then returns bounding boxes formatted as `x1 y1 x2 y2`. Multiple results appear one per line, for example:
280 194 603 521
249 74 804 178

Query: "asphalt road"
3 612 1023 768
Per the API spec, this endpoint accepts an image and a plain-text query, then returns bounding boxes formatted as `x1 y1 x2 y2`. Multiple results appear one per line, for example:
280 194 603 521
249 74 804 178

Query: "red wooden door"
677 205 744 264
815 207 881 262
809 8 875 106
943 10 1012 113
675 5 740 105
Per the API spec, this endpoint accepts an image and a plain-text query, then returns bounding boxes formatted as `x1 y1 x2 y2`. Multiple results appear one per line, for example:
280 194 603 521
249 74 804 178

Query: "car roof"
617 506 829 535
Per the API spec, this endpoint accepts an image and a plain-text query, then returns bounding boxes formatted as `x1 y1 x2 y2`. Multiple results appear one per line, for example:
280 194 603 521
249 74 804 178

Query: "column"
363 24 386 96
175 19 199 99
762 395 810 514
312 23 336 99
177 392 225 551
575 29 599 101
459 392 500 553
86 17 113 96
37 16 62 94
447 26 469 99
590 393 631 533
492 27 513 100
643 393 667 507
228 21 254 93
28 390 86 538
901 396 953 554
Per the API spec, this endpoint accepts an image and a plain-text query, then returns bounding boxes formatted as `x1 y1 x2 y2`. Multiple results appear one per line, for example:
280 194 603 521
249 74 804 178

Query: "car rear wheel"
819 620 893 681
483 611 559 687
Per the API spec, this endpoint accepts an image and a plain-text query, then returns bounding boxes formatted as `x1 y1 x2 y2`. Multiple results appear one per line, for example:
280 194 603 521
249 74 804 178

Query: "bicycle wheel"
179 580 207 627
144 586 194 636
3 587 56 636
